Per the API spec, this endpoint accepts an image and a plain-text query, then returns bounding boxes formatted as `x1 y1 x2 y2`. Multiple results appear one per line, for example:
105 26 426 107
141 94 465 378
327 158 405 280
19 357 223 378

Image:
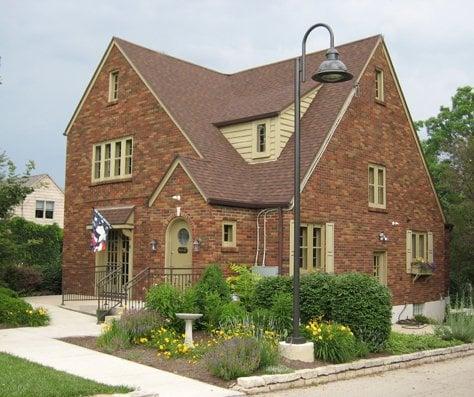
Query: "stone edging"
232 343 474 394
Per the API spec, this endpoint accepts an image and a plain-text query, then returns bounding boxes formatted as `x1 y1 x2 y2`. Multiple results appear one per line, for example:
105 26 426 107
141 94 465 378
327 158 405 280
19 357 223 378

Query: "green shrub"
195 264 230 310
205 337 261 380
39 263 62 294
330 273 392 352
219 302 247 325
300 272 333 322
386 332 462 355
258 338 279 368
97 321 131 351
0 295 49 327
145 283 183 328
201 292 226 329
254 275 292 308
3 265 43 295
226 264 260 311
270 292 293 335
0 286 18 298
180 287 199 313
302 319 365 363
435 298 474 343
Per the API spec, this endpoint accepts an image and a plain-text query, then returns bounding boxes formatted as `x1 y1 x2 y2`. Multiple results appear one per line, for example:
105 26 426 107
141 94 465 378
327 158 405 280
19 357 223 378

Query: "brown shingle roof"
95 206 134 225
115 35 381 208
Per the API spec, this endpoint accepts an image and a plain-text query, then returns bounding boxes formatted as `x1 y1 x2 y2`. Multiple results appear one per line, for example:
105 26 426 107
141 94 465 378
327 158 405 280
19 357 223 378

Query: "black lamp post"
289 23 352 344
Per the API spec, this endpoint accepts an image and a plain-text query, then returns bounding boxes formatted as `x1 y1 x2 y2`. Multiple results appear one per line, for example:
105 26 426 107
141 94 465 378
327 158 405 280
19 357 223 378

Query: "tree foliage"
0 151 34 219
417 86 474 291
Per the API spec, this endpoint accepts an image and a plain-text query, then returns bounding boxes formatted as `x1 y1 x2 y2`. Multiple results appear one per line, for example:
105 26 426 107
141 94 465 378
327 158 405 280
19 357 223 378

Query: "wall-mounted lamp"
150 239 158 253
391 221 399 226
379 232 388 242
172 195 181 201
193 238 202 252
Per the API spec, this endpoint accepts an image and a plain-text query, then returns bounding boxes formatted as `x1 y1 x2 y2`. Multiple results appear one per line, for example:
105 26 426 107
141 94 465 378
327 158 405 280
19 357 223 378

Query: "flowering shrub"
0 292 49 327
302 319 366 363
149 327 195 359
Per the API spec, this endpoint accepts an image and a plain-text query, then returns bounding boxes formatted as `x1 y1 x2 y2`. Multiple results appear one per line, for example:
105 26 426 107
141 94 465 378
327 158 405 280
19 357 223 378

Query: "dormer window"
257 123 266 153
375 69 384 102
108 71 119 102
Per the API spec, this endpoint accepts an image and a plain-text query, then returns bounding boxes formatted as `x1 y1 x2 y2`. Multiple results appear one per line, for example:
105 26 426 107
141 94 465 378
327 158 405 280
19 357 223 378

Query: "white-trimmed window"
375 69 384 101
108 71 119 102
373 251 387 286
35 200 54 219
222 221 236 247
92 137 133 182
368 164 386 208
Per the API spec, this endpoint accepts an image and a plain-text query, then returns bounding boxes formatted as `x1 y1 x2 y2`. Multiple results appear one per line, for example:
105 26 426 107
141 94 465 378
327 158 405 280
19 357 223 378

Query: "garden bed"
61 334 328 388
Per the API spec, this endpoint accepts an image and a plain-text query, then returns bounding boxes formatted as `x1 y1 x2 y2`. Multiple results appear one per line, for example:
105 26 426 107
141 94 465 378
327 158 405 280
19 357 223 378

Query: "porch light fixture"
150 239 158 252
193 238 202 252
290 23 353 345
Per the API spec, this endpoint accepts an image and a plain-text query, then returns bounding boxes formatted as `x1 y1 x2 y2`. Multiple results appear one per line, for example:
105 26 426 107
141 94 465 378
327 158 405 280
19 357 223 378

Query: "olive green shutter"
427 231 434 263
406 229 412 273
289 220 294 276
325 222 334 273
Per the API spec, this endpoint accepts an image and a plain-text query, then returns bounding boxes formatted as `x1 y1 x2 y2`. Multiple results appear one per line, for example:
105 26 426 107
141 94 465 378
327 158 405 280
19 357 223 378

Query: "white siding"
220 87 319 163
12 176 64 228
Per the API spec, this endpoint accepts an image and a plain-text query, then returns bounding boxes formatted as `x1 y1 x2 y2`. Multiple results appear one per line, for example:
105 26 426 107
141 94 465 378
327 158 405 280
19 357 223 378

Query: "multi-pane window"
299 224 324 272
93 137 133 182
411 231 428 262
373 251 387 285
256 123 266 153
368 164 386 208
35 200 54 219
222 222 236 247
109 71 119 102
375 69 384 101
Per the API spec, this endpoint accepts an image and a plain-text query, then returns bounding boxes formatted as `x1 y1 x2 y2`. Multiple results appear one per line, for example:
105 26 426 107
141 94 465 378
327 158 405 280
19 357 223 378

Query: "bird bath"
176 313 203 347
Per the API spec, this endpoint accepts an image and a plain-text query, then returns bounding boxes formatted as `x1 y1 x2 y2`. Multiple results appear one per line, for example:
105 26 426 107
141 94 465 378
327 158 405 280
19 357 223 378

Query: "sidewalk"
0 296 240 397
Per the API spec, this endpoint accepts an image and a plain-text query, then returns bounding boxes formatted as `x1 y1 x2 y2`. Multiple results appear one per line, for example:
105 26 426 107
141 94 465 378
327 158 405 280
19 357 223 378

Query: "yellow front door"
166 218 192 271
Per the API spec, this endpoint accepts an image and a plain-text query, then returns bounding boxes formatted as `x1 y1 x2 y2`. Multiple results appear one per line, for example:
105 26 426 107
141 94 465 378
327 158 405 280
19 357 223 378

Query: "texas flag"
90 209 112 252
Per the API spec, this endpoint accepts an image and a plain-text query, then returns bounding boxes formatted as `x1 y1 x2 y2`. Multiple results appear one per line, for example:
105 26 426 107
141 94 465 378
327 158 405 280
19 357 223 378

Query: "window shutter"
427 231 434 263
406 229 412 273
289 220 294 276
325 223 335 273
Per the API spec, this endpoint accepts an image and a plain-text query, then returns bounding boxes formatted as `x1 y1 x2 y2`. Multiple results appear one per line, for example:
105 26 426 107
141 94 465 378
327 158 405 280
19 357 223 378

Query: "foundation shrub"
201 291 226 329
254 275 292 308
204 337 261 380
300 272 334 322
330 273 392 352
195 264 230 309
270 292 293 335
226 264 260 311
145 283 183 328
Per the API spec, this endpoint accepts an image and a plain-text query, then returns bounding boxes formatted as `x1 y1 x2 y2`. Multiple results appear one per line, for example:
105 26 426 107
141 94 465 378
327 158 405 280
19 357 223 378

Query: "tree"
0 151 35 219
417 86 474 293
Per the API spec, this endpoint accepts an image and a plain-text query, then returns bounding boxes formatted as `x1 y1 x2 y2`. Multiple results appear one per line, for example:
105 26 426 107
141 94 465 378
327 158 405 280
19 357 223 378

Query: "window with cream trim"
222 221 236 247
368 164 386 208
109 71 119 102
375 69 384 101
92 137 133 182
299 223 325 272
411 231 428 262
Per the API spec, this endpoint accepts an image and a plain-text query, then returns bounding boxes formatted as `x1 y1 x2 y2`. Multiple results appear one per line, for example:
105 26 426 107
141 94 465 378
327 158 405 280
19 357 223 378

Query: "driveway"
262 354 474 397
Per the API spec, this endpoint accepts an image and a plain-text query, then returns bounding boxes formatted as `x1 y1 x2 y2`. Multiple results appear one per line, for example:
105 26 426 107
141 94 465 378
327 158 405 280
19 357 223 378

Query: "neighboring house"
62 35 449 322
13 174 64 228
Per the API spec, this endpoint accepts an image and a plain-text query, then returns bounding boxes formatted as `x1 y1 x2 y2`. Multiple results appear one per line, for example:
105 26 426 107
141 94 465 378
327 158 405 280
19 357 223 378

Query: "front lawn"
0 353 132 397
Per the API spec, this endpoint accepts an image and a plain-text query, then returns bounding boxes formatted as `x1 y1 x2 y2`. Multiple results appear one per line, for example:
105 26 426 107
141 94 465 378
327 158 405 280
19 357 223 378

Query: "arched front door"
166 218 192 272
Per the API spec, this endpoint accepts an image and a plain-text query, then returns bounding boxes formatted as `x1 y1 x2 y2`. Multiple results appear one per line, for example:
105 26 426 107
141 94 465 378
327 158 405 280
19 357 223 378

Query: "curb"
232 343 474 394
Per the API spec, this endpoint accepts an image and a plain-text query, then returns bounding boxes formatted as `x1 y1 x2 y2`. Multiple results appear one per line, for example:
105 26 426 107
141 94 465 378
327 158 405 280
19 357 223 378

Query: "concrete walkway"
0 296 240 397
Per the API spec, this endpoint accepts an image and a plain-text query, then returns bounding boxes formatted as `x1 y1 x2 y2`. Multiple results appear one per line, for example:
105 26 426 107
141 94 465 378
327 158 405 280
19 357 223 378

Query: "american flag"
90 209 112 252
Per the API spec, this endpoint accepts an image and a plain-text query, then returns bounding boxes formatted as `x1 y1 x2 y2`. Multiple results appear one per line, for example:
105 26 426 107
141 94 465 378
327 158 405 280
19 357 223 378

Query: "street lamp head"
312 48 353 83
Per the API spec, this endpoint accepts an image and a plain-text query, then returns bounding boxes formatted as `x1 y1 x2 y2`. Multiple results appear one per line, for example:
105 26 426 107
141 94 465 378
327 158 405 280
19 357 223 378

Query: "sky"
1 0 473 188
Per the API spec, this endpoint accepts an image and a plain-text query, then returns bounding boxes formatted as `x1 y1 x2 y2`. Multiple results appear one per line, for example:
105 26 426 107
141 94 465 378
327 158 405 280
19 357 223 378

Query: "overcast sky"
1 0 473 187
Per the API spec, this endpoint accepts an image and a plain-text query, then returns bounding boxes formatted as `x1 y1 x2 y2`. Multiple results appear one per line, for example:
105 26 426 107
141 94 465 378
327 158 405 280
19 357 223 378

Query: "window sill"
106 100 119 107
368 206 388 214
375 98 386 106
221 246 238 253
90 177 132 187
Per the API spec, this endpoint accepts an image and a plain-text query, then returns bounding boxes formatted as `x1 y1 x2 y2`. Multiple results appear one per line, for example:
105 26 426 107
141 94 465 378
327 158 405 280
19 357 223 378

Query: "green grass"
385 332 463 355
0 353 132 397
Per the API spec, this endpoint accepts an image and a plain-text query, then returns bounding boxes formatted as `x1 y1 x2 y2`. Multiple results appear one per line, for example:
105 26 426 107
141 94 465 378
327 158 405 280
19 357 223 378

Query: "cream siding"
220 87 319 163
12 176 64 228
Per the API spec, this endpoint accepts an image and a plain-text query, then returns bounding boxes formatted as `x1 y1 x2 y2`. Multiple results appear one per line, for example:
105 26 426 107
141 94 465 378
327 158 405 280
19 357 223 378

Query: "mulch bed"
60 334 328 388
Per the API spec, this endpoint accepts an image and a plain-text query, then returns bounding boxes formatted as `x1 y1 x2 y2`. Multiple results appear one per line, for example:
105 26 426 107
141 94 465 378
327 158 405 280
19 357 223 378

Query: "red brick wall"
291 43 447 305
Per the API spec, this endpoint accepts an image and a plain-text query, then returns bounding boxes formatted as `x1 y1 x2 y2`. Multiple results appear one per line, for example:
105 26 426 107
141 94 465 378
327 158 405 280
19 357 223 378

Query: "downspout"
277 207 283 274
262 208 277 266
254 209 266 266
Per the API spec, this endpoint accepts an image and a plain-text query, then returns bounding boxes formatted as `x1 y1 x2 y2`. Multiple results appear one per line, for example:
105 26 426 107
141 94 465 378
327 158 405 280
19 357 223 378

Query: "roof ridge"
113 37 227 76
228 34 382 75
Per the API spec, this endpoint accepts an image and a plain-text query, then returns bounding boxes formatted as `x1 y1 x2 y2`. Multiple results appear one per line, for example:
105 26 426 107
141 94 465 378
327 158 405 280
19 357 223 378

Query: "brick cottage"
62 34 449 322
